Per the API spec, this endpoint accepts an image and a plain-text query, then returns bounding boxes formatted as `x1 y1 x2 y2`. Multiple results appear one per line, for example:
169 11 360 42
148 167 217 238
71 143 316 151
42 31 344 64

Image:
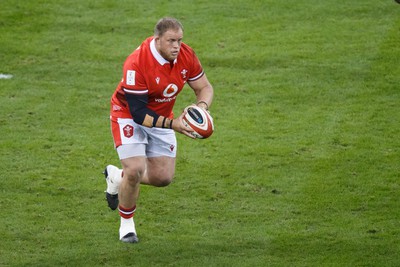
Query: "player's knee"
123 165 145 184
151 175 173 187
158 177 173 187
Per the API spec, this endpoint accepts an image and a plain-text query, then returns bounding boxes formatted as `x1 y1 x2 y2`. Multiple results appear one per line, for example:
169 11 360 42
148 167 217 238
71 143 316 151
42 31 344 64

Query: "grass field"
1 0 400 266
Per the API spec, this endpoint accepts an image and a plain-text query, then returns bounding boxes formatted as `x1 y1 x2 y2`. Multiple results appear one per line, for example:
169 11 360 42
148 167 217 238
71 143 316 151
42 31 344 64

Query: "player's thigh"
144 127 177 181
146 156 176 182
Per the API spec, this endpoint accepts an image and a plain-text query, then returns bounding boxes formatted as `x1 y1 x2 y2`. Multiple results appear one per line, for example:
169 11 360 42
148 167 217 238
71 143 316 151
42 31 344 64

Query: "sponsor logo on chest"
155 83 179 103
153 68 187 103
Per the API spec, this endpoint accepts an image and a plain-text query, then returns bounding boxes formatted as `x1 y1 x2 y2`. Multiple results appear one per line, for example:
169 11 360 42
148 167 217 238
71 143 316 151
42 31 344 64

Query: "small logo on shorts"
123 125 134 138
170 145 175 152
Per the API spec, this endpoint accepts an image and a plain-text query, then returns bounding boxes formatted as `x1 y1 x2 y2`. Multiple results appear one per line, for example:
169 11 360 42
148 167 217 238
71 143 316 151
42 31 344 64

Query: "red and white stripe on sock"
118 205 136 219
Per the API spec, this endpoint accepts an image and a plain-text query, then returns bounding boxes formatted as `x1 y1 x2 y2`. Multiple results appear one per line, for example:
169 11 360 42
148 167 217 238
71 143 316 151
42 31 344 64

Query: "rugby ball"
182 105 214 139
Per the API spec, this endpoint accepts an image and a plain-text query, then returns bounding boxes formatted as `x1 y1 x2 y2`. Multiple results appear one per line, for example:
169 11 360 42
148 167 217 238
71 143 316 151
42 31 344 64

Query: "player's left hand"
195 102 209 113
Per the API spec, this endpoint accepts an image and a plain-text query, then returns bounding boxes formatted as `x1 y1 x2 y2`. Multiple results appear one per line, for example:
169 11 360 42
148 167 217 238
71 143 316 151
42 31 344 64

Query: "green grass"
1 0 400 266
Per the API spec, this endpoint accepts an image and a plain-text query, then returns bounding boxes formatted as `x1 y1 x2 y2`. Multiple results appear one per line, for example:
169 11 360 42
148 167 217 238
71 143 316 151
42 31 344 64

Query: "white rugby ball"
182 105 214 139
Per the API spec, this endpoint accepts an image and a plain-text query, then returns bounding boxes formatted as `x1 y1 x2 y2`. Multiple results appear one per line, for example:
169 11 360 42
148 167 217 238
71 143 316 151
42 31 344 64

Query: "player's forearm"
195 84 213 110
125 92 161 128
154 116 173 129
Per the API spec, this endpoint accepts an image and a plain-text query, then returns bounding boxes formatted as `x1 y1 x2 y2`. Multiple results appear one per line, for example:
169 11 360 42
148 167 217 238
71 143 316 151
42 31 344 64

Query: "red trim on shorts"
111 116 122 148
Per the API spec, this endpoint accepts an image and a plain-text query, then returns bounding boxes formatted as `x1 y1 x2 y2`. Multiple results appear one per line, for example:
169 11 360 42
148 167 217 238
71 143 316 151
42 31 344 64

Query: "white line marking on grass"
0 74 13 79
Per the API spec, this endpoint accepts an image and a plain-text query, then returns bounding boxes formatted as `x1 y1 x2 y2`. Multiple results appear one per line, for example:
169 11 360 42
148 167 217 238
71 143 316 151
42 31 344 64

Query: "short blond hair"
154 17 184 37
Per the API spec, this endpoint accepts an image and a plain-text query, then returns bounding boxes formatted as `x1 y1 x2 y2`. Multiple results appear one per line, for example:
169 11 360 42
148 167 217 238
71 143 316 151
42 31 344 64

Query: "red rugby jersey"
111 37 204 120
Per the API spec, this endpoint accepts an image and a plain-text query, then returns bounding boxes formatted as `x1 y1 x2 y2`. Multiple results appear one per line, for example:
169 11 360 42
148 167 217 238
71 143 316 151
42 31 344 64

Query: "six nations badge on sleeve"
127 70 135 85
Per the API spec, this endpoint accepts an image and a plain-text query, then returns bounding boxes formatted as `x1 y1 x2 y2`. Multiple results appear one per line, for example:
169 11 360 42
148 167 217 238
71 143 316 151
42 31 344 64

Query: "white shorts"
111 117 177 160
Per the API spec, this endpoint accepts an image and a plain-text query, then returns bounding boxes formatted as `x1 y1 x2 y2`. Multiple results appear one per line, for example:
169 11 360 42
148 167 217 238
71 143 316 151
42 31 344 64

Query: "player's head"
154 17 184 37
154 17 184 62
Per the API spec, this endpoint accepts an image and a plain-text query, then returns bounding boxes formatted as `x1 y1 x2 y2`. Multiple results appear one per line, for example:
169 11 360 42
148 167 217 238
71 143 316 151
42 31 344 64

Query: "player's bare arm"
188 74 214 110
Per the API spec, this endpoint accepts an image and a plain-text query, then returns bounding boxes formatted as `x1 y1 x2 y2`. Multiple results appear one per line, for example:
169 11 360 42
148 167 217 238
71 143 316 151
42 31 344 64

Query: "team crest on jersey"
155 77 160 84
181 69 187 79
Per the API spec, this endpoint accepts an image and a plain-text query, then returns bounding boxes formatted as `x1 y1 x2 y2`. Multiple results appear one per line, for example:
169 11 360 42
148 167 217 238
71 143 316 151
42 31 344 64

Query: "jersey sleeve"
120 51 148 91
188 50 205 82
119 55 161 127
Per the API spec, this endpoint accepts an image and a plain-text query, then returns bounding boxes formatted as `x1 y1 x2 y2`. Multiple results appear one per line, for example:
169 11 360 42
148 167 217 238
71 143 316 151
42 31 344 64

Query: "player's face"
155 29 183 62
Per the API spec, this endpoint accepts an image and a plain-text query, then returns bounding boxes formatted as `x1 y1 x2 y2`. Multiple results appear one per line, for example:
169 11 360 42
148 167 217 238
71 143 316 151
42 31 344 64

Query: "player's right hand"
172 111 196 139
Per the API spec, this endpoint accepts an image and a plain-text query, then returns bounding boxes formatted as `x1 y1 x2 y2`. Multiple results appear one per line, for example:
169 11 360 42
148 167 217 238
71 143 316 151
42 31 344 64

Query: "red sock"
118 205 136 219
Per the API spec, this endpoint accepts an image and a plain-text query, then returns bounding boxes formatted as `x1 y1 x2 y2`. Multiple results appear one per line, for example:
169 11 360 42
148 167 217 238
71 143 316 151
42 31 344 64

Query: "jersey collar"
150 38 177 66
